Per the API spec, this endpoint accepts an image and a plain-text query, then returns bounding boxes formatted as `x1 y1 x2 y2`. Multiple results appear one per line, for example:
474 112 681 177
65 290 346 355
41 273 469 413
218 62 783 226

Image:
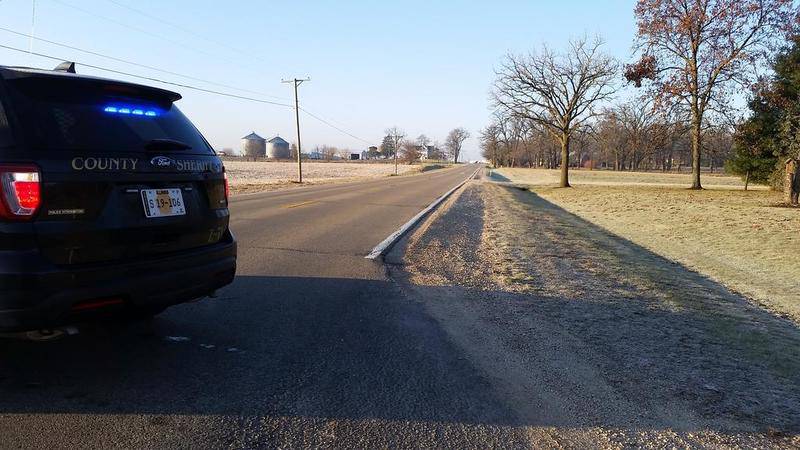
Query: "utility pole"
282 77 310 183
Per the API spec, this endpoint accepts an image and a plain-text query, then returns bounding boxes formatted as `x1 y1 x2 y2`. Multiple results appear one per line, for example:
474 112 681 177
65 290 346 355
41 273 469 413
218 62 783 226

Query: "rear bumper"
0 232 236 332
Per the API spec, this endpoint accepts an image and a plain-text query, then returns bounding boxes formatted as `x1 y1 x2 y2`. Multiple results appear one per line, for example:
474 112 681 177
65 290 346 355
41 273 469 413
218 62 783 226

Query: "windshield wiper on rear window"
145 139 192 152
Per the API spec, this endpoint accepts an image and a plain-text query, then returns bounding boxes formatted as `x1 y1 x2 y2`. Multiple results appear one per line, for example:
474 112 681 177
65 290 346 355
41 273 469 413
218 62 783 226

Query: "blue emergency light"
104 105 160 117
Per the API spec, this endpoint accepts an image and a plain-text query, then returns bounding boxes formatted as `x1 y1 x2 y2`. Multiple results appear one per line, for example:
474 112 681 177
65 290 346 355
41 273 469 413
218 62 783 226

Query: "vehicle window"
0 98 12 147
4 77 213 155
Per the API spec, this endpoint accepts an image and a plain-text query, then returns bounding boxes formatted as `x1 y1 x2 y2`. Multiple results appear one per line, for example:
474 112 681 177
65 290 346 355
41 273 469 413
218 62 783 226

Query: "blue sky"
0 0 637 160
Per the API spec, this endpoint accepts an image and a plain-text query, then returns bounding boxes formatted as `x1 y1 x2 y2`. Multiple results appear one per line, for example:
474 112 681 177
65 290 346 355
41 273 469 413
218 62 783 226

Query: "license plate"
141 188 186 218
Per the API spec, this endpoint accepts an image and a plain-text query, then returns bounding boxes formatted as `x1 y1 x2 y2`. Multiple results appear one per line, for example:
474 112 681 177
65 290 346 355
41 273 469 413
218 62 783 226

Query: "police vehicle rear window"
0 98 12 148
5 77 213 154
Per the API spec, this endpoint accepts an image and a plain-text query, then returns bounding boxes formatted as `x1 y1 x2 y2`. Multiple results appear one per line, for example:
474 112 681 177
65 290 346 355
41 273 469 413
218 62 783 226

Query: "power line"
0 26 289 100
49 0 265 75
0 44 373 145
0 43 294 107
300 101 364 132
299 107 372 145
104 0 257 60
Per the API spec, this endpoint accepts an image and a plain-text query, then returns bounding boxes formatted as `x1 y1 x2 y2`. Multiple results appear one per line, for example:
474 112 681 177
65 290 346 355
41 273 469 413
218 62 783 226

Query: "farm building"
266 136 291 159
241 132 266 158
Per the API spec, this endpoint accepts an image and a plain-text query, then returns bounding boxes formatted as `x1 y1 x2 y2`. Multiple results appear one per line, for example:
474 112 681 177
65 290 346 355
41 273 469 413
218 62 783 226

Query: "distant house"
367 146 379 159
215 147 235 157
425 145 443 160
307 151 323 160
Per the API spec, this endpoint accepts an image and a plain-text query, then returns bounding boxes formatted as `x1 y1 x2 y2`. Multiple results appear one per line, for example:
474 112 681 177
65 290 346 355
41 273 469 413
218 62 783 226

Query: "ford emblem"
150 156 176 169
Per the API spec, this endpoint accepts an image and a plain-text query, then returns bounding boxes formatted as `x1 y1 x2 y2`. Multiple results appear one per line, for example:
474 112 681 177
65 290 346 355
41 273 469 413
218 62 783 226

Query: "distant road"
0 163 519 449
230 163 479 278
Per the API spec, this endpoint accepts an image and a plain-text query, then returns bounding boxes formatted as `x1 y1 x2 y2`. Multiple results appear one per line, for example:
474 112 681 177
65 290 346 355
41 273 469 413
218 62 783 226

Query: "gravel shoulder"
392 176 800 448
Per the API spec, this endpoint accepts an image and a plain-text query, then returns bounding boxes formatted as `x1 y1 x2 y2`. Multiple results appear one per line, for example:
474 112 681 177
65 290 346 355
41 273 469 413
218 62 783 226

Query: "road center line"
282 200 318 209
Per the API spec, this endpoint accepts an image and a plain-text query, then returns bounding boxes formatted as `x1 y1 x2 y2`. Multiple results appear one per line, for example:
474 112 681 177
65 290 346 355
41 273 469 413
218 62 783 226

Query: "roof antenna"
54 61 76 73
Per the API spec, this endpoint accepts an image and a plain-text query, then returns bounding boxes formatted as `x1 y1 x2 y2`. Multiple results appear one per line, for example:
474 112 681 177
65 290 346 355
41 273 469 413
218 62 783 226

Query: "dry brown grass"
225 161 421 194
495 168 800 321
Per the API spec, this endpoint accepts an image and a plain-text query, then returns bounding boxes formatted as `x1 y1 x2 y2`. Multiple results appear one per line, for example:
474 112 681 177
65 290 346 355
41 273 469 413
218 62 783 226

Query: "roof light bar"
103 105 159 117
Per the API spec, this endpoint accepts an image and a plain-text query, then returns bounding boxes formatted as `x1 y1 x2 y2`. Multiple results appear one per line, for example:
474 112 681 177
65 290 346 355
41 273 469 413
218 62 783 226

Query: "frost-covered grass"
495 167 799 321
224 161 420 194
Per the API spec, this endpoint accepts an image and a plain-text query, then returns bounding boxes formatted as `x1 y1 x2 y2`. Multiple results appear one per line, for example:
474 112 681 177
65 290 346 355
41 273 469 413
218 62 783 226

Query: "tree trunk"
785 159 799 205
744 171 750 191
560 134 571 188
690 109 703 189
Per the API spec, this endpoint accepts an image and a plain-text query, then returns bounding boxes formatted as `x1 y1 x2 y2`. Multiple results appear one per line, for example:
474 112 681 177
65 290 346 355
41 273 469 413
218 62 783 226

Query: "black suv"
0 64 236 332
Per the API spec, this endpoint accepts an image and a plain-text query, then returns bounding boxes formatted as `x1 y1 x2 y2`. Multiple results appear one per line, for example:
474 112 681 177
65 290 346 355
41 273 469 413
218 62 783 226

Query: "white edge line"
365 166 482 260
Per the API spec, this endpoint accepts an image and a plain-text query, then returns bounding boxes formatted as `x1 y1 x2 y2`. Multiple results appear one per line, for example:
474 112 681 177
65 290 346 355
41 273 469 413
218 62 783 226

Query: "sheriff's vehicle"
0 63 236 333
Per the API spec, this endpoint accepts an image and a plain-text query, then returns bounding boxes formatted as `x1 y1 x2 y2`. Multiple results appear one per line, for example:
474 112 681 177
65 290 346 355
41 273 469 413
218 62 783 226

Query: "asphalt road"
0 164 528 448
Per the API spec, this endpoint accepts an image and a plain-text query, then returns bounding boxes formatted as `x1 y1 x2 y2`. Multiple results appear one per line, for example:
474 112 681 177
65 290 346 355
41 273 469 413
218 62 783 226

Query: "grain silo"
241 132 266 158
266 136 291 159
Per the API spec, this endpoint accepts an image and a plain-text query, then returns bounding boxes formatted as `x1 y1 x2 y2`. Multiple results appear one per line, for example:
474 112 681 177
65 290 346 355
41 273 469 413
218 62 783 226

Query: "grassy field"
224 161 422 194
494 167 800 322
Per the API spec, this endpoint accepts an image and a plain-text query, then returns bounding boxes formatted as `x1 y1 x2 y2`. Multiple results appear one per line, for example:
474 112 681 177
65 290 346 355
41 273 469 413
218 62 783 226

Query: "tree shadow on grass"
487 170 513 183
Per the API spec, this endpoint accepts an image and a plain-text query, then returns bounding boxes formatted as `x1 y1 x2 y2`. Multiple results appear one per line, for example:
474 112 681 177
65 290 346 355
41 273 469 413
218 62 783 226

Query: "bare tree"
416 134 431 148
400 140 422 164
480 124 502 167
615 96 675 171
444 128 470 163
493 36 618 187
384 127 405 175
572 125 592 169
596 110 628 170
625 0 797 189
704 126 734 173
319 145 338 161
337 148 354 160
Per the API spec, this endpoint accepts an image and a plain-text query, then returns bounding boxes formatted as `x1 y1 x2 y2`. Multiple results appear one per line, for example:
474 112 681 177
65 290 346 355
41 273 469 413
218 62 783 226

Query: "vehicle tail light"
0 165 41 221
223 170 230 205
